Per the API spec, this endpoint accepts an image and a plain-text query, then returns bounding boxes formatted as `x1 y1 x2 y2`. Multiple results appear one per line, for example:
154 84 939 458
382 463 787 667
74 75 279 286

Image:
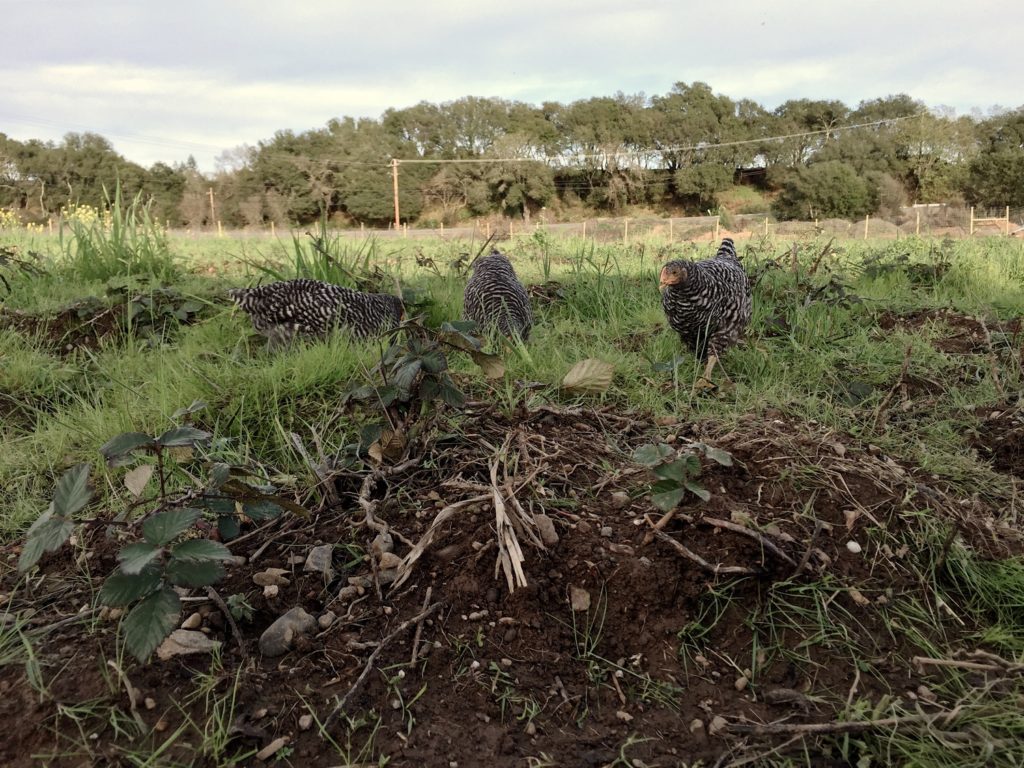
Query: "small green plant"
225 593 255 623
631 442 732 510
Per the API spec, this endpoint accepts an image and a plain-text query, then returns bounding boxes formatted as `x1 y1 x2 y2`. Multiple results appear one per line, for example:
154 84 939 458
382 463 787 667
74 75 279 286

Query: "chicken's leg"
692 353 719 394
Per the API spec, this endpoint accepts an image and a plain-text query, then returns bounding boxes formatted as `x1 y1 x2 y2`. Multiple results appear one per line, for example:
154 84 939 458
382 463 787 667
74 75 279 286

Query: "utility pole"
391 159 400 229
208 187 216 228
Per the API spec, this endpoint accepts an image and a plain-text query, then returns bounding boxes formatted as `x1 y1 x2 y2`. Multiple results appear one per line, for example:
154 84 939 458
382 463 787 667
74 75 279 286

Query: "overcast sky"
3 0 1020 172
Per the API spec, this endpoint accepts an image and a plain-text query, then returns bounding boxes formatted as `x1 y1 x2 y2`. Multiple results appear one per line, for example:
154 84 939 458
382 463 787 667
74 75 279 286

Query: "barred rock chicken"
463 249 533 341
659 238 752 388
228 278 403 348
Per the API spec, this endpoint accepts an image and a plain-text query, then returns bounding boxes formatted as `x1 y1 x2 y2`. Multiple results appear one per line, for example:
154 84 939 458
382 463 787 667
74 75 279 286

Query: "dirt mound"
2 407 1022 767
972 404 1024 478
878 308 1023 354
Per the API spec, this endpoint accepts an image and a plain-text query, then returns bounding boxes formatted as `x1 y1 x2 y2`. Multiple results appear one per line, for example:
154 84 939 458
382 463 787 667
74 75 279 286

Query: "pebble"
468 610 488 621
156 630 221 660
263 584 279 599
287 554 306 566
253 568 290 587
569 586 591 612
610 491 630 509
377 552 404 570
600 526 613 538
708 715 728 736
144 697 157 710
336 585 360 602
298 714 313 731
318 611 337 630
846 540 863 554
255 736 289 762
154 718 168 732
615 710 633 722
372 533 394 557
535 514 559 547
180 612 203 630
734 675 749 691
258 607 317 656
690 718 705 734
304 544 335 576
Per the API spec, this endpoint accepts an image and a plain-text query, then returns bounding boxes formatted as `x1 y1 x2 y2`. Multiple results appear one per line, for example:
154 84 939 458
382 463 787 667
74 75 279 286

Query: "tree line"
1 82 1021 228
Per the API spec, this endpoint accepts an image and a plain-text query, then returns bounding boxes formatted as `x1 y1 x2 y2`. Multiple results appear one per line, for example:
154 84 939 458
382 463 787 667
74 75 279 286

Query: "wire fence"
171 205 1024 243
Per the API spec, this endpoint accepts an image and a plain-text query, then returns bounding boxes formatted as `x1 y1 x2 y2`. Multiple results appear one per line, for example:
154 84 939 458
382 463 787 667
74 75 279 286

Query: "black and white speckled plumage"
463 250 533 341
229 278 403 346
659 238 752 360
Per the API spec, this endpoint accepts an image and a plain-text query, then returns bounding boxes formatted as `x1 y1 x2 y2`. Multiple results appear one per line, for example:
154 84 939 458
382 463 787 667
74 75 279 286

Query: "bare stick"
323 602 443 727
106 660 146 730
206 586 249 661
726 707 962 736
650 528 760 576
871 345 913 433
408 586 433 668
697 515 797 567
793 519 824 578
912 656 1024 675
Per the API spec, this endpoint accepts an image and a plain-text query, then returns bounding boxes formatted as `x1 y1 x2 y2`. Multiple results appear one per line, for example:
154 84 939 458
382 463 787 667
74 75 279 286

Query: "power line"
391 114 925 167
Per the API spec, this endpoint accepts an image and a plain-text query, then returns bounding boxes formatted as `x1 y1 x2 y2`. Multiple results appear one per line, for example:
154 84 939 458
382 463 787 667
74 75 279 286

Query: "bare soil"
2 401 1021 767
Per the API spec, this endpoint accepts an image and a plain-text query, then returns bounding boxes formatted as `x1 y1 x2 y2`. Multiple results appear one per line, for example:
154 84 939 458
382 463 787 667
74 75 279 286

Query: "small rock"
180 612 203 630
468 610 488 621
689 718 705 734
500 658 513 668
154 718 168 732
287 554 305 566
377 552 404 570
156 630 221 660
576 521 592 535
227 555 247 567
615 710 633 722
917 685 937 703
304 544 335 577
524 721 536 736
253 568 290 587
253 707 269 720
535 514 559 547
255 736 289 762
569 586 591 612
846 540 863 554
336 585 360 602
144 697 157 710
600 526 613 538
610 491 630 509
318 611 337 630
298 714 313 731
262 584 279 599
848 587 870 606
371 533 394 557
503 628 518 643
258 607 317 657
708 715 728 736
734 675 749 691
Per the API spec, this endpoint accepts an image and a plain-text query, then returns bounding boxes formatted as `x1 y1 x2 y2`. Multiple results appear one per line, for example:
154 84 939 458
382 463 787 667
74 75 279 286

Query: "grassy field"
1 218 1023 767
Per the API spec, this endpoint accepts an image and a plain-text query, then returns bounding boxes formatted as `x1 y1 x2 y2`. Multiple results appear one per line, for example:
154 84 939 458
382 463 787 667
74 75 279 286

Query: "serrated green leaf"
420 350 448 374
171 400 208 419
242 500 283 521
696 444 733 466
392 359 422 397
684 481 711 502
118 542 162 575
98 566 163 606
100 432 155 461
653 458 698 483
142 508 201 547
164 559 225 588
419 377 440 402
155 426 211 447
344 384 378 402
18 514 75 573
170 539 232 562
208 463 231 490
217 515 240 541
632 443 675 467
199 496 236 515
651 487 687 511
123 588 181 662
439 380 466 408
52 463 92 517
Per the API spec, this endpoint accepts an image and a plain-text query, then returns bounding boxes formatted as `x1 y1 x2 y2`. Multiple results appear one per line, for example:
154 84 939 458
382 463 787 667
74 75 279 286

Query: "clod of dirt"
156 629 220 660
258 607 317 656
534 513 559 546
569 585 591 611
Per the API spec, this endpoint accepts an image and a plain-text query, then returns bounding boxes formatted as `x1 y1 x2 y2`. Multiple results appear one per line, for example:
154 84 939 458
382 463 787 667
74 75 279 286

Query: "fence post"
714 216 720 241
582 220 587 239
969 207 974 235
485 221 491 238
864 214 869 240
217 220 223 238
764 217 769 236
915 210 920 237
669 218 673 242
623 219 629 246
1006 206 1011 236
403 222 408 238
509 219 513 237
440 221 444 236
